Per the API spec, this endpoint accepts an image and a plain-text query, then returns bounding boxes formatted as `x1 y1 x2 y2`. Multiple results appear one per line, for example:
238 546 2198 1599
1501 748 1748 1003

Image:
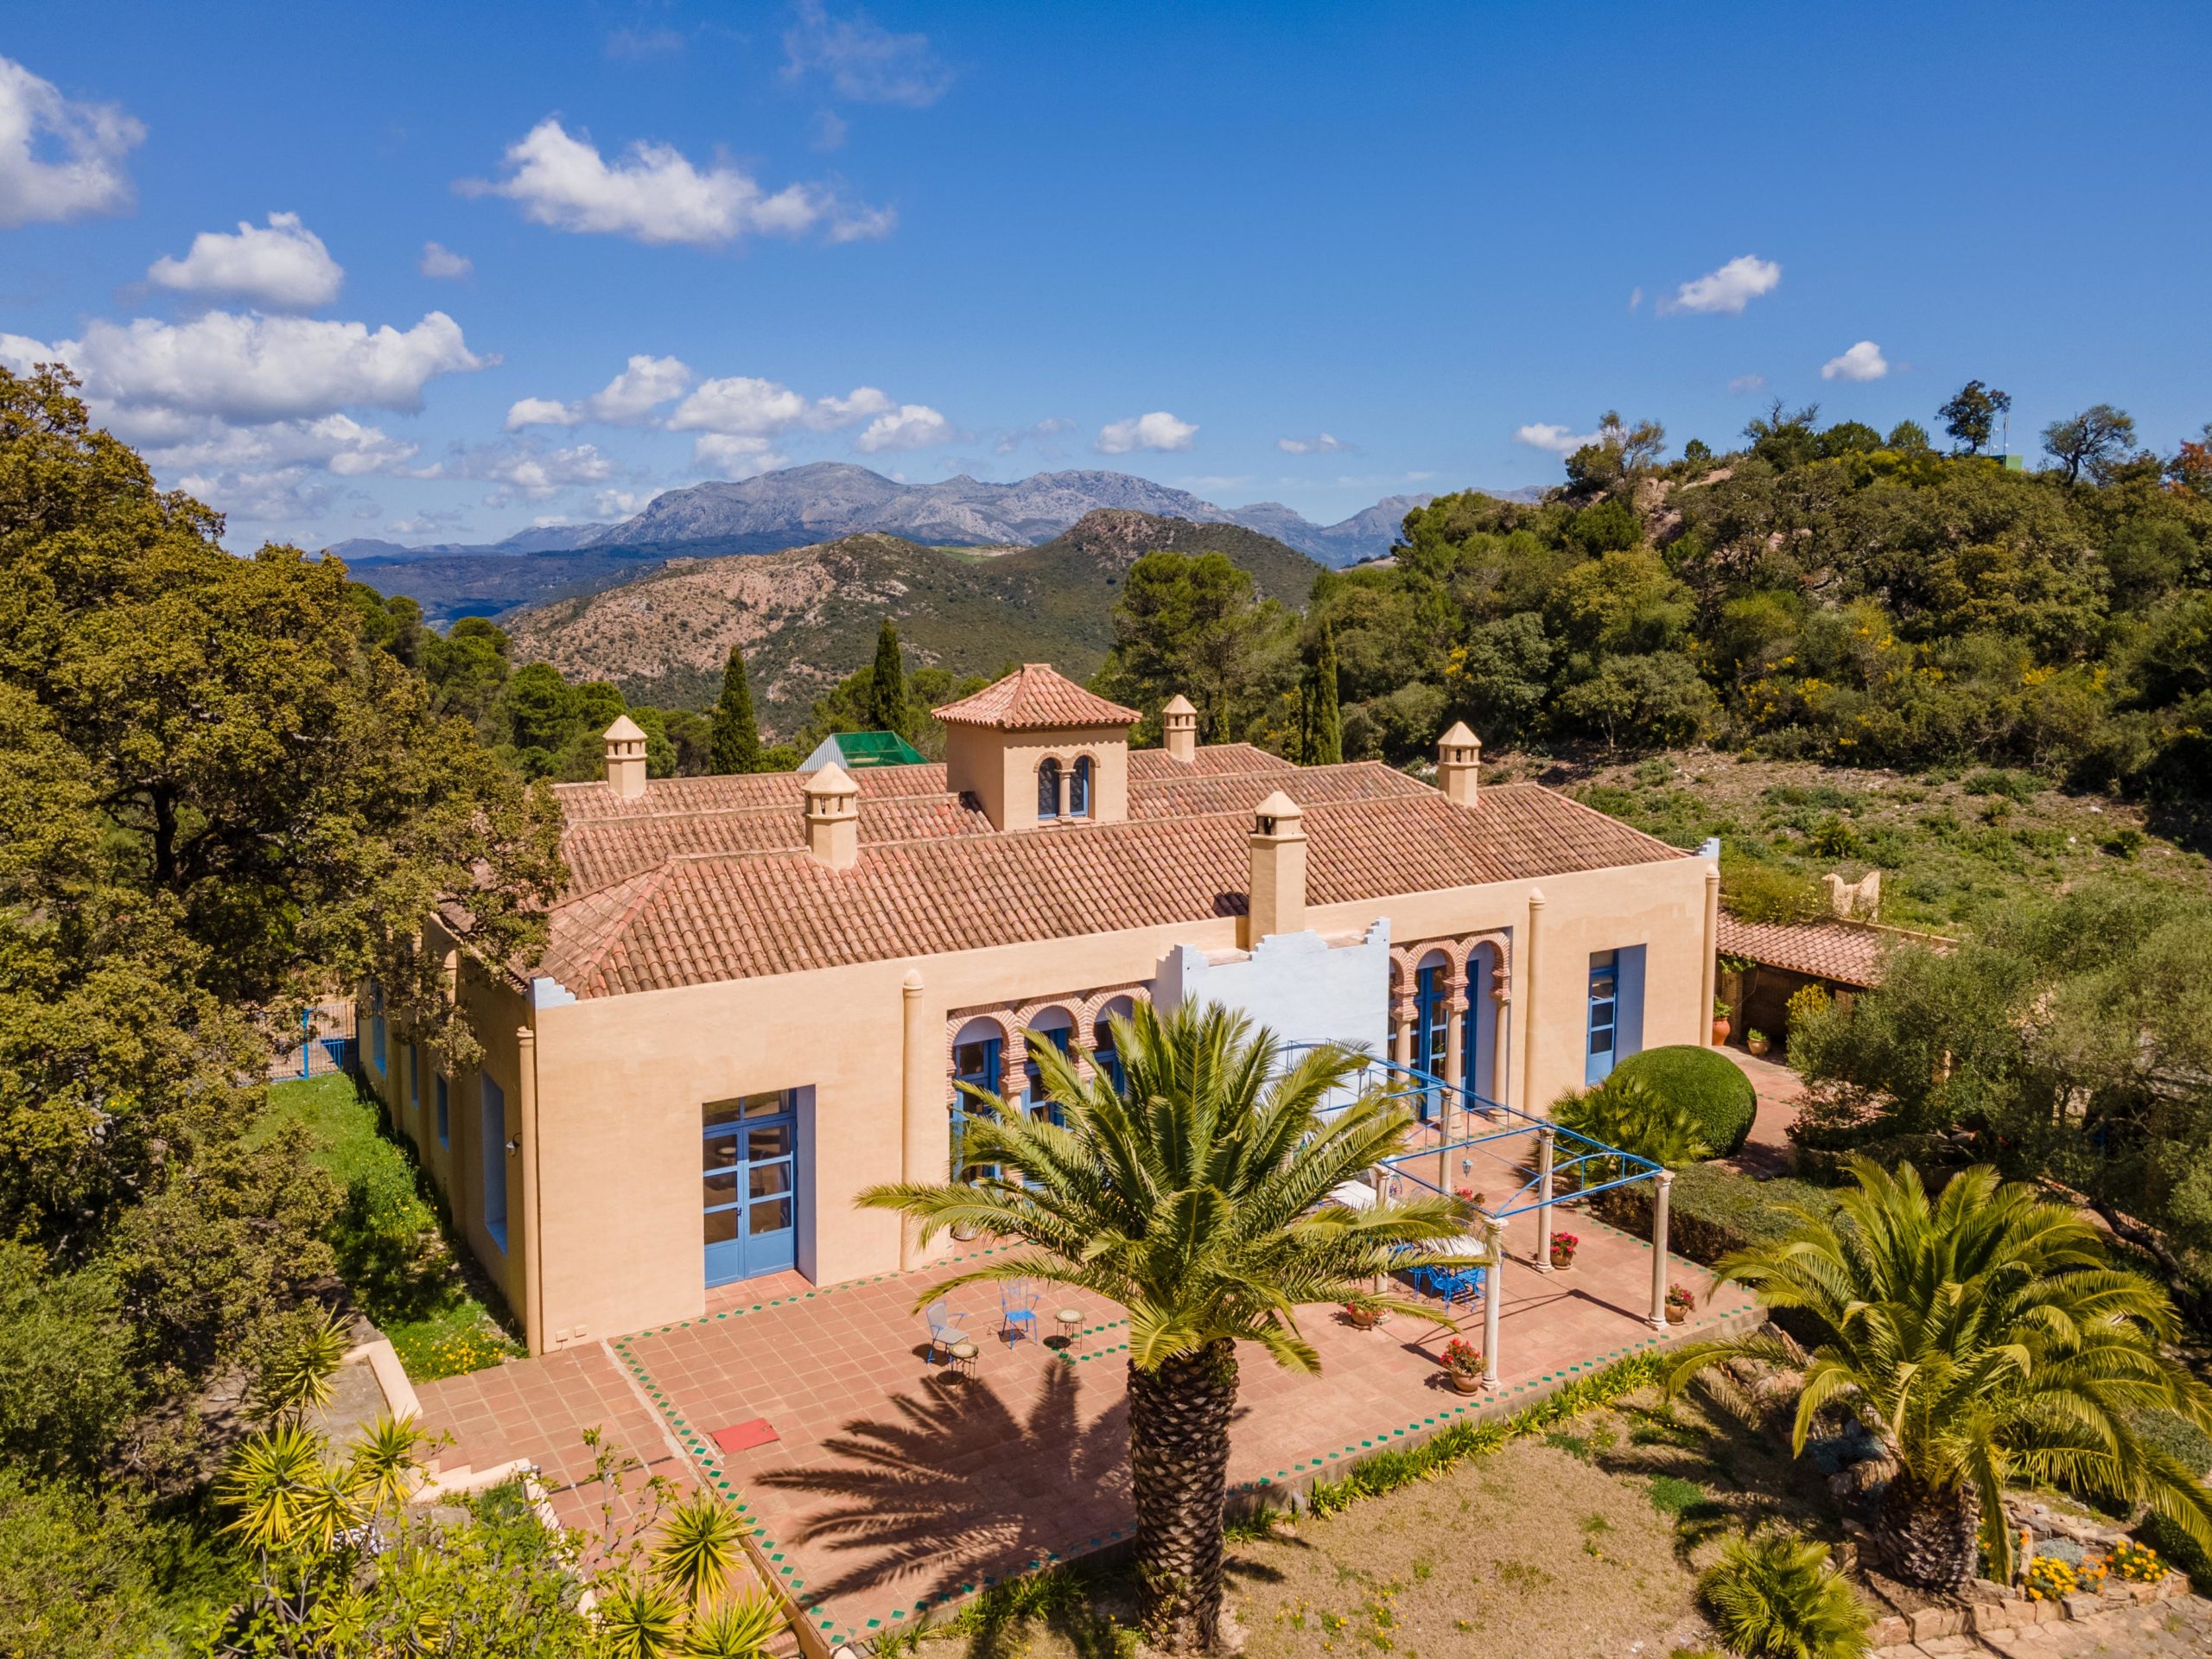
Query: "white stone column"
1391 998 1415 1068
1490 985 1512 1115
1649 1170 1675 1330
1443 982 1466 1087
899 971 933 1268
1057 766 1072 822
515 1024 543 1354
1533 1123 1556 1274
1482 1216 1504 1389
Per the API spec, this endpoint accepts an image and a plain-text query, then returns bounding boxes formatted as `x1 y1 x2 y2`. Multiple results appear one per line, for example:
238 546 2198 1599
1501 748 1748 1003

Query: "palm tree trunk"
1127 1339 1238 1655
1877 1467 1980 1590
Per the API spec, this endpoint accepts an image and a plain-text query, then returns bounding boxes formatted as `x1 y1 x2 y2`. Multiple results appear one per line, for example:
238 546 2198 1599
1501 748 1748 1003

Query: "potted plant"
1453 1184 1486 1214
1548 1230 1580 1271
1745 1028 1770 1058
1343 1294 1383 1331
1712 997 1732 1046
1665 1282 1695 1325
1439 1337 1484 1393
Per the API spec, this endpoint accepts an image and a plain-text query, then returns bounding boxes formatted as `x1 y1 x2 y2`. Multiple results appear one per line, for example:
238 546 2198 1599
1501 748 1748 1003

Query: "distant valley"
333 461 1545 625
500 509 1324 727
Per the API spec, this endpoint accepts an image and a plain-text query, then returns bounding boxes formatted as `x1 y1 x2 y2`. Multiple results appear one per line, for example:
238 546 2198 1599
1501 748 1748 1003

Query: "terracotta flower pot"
1347 1306 1379 1330
1666 1304 1688 1325
1746 1035 1770 1057
1447 1368 1483 1394
1712 1017 1732 1046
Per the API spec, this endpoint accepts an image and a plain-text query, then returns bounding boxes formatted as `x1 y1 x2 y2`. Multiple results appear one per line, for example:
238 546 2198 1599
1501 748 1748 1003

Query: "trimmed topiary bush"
1611 1044 1758 1156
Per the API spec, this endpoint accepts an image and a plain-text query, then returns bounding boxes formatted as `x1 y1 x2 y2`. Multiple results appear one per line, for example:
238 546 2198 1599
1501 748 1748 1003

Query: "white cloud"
593 488 648 518
1277 432 1351 454
995 416 1073 457
692 433 789 476
783 0 951 106
139 411 422 478
460 117 887 248
389 509 470 537
1512 422 1601 455
1096 410 1197 454
431 441 616 502
55 309 489 424
148 213 344 310
1628 285 1643 312
507 353 694 429
1820 340 1889 383
1659 254 1781 316
176 467 349 524
810 109 849 151
419 241 473 279
669 375 812 436
805 385 893 429
0 54 143 227
854 403 951 452
1728 373 1768 396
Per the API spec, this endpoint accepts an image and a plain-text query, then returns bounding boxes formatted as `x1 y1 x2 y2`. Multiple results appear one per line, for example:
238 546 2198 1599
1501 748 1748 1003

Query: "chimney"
1437 721 1481 808
803 761 860 868
1245 789 1306 945
1162 694 1198 765
603 715 649 799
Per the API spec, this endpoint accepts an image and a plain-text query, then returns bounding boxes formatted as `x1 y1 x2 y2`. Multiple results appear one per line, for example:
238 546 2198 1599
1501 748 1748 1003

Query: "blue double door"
703 1091 798 1285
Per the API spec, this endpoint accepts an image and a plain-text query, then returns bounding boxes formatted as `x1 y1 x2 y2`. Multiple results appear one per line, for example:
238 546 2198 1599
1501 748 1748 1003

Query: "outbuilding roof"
1715 912 1954 989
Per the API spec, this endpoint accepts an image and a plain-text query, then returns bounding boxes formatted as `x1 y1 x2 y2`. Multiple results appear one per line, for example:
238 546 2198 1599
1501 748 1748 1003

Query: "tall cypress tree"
867 619 909 734
1306 620 1343 765
710 645 763 773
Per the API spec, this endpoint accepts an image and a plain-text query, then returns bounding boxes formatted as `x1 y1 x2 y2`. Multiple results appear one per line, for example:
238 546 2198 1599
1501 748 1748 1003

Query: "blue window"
1070 756 1093 818
1586 951 1620 1084
950 1031 1003 1179
480 1074 508 1251
1037 758 1062 820
1414 962 1450 1118
1092 1011 1126 1093
435 1071 449 1147
1461 948 1498 1103
703 1091 798 1286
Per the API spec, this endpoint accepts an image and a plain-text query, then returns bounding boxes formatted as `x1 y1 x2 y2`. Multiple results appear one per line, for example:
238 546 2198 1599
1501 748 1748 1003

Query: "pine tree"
710 646 763 774
866 620 908 734
1306 620 1343 765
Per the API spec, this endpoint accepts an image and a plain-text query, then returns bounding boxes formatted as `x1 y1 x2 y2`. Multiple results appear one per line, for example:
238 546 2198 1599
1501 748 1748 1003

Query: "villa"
359 664 1721 1355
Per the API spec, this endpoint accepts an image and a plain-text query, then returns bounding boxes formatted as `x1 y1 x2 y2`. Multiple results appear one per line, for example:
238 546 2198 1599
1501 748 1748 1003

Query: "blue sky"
5 2 2209 550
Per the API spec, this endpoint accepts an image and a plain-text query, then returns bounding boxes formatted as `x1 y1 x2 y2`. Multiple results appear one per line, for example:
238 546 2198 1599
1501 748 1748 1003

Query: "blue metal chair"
925 1299 969 1365
1000 1279 1040 1345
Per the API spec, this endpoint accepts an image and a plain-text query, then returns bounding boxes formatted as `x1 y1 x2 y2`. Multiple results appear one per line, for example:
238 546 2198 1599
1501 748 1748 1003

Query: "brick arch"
944 1010 1020 1077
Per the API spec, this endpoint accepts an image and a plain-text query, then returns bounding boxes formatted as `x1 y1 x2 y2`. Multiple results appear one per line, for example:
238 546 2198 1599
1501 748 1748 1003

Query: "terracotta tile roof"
1128 760 1432 820
536 781 1688 999
1715 912 1954 988
1126 743 1289 779
552 764 948 823
562 793 997 893
930 664 1141 730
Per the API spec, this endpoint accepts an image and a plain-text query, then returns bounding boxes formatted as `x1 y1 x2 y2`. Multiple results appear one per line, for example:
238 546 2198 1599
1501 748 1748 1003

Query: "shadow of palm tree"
753 1360 1131 1610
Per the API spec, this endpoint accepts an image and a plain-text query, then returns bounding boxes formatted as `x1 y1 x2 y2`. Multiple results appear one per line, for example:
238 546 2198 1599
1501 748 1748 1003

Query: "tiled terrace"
416 1209 1760 1649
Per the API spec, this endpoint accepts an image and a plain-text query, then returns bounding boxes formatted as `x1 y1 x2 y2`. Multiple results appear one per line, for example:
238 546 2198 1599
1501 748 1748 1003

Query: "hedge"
1611 1044 1758 1156
1592 1162 1841 1267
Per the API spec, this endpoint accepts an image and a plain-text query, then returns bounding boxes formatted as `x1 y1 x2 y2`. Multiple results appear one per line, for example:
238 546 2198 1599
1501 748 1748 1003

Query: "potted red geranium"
1548 1231 1580 1271
1665 1282 1695 1325
1440 1338 1484 1393
1344 1294 1383 1331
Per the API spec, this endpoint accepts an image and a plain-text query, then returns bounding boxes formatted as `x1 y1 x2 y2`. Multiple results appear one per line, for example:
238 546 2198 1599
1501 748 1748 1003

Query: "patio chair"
925 1299 969 1365
1000 1279 1040 1345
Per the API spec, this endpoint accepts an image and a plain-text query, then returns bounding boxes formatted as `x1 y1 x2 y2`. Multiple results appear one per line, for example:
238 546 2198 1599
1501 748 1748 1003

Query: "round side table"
1054 1307 1085 1352
949 1339 979 1378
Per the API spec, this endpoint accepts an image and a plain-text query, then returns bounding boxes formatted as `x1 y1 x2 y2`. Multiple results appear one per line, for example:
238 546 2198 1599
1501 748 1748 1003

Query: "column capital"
1446 995 1470 1015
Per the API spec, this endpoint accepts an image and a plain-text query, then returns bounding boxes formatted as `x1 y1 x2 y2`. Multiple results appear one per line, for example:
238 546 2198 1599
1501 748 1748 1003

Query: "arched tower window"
1071 755 1093 817
1037 757 1062 819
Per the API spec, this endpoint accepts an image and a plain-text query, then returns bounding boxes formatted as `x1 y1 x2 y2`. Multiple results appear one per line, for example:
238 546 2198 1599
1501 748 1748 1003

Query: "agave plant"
347 1411 424 1516
597 1573 688 1659
218 1423 363 1558
248 1304 354 1427
1668 1157 2212 1588
861 999 1468 1654
651 1491 747 1607
1699 1532 1871 1659
1554 1073 1709 1179
680 1592 785 1658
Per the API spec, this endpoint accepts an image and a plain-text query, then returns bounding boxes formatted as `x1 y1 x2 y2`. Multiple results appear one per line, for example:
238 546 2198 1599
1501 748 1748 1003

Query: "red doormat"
711 1418 779 1454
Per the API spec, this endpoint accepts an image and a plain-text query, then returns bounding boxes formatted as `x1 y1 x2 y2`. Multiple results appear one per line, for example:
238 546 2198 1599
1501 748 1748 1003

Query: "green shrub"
1611 1045 1758 1156
1963 768 2037 802
1555 1074 1713 1173
1721 861 1827 925
1594 1164 1841 1268
1699 1533 1871 1658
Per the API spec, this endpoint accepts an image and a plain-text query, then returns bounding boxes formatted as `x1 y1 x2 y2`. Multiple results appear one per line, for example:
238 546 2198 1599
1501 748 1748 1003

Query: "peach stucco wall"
366 845 1714 1354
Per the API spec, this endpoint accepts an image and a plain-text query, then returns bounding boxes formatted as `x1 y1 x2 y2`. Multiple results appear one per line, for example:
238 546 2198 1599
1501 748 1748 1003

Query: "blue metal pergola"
1286 1045 1678 1389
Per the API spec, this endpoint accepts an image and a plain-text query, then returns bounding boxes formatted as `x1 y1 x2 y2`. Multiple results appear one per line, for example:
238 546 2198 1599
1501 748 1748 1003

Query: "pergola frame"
1294 1046 1678 1390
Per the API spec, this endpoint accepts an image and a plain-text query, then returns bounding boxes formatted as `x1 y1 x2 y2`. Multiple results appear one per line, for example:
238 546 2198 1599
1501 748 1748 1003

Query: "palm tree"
1666 1157 2212 1589
859 1000 1471 1655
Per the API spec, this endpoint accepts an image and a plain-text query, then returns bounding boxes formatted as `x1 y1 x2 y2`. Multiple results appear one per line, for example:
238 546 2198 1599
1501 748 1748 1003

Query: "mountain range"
502 509 1326 723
